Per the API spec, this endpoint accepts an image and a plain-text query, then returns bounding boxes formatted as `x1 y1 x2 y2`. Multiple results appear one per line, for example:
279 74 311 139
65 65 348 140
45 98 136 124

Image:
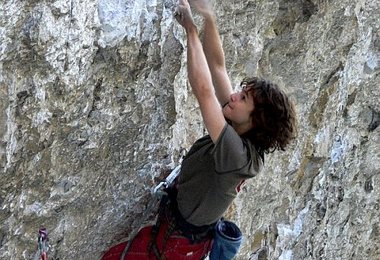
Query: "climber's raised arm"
190 0 233 107
175 0 226 143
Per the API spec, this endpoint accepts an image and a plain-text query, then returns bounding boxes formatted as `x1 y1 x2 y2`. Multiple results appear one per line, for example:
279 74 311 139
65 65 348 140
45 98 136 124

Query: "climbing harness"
37 227 49 260
147 187 214 260
147 163 214 259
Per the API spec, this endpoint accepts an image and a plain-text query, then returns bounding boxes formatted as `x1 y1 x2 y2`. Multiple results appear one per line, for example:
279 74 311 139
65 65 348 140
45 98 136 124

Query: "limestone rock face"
0 0 379 259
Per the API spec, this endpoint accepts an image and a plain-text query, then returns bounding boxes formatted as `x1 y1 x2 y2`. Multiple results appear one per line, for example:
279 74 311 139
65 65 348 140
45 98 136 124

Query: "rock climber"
102 0 297 259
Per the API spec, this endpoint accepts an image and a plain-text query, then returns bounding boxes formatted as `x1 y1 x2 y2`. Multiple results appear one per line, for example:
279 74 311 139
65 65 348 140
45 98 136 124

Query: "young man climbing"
102 0 297 259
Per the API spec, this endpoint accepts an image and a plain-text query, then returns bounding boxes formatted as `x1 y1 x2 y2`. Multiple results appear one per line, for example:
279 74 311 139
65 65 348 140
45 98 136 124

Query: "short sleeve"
212 124 256 174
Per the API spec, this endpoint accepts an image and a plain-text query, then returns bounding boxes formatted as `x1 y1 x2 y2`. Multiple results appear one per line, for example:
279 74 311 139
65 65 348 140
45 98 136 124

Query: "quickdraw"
153 148 185 198
153 165 181 198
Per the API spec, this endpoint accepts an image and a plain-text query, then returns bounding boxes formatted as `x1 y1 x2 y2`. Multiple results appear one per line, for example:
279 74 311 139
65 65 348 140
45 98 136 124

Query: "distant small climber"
102 0 297 259
34 227 49 260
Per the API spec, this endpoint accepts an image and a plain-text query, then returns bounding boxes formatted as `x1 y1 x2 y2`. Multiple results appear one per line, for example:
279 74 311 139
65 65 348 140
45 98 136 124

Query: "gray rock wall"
0 0 379 259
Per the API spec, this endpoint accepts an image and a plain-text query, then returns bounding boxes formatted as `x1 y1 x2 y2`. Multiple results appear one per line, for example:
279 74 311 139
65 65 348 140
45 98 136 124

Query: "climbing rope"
119 164 182 260
119 197 159 260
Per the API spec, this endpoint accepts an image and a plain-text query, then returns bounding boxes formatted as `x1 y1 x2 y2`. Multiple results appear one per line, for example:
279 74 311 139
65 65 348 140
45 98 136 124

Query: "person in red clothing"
102 0 297 259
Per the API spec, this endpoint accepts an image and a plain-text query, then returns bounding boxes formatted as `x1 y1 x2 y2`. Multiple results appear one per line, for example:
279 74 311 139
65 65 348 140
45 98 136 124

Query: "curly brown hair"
241 77 297 154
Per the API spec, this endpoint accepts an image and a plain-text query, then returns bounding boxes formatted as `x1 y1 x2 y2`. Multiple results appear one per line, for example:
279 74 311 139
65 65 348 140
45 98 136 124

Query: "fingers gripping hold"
173 6 183 23
174 0 190 17
174 2 195 29
174 8 180 18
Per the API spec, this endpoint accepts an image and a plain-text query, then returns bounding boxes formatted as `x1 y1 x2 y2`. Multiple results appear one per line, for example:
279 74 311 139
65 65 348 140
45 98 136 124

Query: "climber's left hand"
174 0 196 31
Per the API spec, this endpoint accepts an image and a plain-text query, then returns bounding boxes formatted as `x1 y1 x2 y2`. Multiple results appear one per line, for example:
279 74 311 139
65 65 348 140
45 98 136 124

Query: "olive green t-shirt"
176 124 263 226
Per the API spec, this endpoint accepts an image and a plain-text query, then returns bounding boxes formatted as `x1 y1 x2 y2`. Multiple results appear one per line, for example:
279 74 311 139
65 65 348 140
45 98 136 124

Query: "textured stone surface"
0 0 379 259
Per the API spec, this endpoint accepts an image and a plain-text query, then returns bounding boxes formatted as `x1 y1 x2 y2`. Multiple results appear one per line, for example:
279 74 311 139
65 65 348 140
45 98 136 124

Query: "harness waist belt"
164 187 216 242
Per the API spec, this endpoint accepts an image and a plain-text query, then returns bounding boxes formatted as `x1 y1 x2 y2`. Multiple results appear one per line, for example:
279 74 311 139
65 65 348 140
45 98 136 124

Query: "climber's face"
223 85 255 134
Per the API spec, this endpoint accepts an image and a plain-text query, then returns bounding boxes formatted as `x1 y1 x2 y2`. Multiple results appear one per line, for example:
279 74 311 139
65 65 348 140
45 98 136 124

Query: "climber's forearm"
185 26 226 143
186 27 214 99
201 14 233 105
